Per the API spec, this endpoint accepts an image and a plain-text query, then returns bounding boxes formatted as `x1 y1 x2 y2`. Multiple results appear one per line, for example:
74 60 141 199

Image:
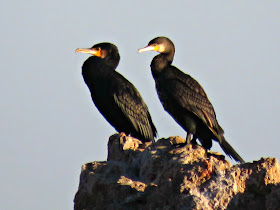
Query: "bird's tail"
219 135 245 164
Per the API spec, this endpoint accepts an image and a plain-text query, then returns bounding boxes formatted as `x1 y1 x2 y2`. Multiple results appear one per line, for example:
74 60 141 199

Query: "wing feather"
113 77 156 141
160 68 223 134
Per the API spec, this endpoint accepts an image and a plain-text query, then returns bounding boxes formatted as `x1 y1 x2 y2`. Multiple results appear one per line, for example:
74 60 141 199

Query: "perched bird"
76 42 157 142
138 37 244 163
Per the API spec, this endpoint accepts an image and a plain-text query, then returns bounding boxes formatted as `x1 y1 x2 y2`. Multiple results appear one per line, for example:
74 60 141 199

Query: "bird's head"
138 36 175 55
76 42 119 58
76 42 120 67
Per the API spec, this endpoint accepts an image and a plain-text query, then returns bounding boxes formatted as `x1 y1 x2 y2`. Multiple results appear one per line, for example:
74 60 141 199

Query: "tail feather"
219 136 245 164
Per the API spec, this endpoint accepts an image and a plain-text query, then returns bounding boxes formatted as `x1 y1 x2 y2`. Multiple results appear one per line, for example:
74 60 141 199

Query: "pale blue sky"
1 1 280 209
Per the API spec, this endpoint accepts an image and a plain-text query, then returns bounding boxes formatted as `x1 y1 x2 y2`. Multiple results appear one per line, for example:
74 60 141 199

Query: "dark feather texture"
139 37 244 162
79 43 157 142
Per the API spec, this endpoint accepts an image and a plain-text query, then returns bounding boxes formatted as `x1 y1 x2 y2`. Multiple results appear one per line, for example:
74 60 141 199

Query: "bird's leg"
176 133 194 148
191 135 198 145
186 133 192 145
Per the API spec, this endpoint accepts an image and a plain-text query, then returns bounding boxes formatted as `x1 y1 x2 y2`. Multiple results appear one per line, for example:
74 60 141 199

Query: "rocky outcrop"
74 133 280 210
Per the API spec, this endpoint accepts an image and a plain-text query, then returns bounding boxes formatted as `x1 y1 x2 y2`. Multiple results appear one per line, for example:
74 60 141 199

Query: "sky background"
1 1 280 209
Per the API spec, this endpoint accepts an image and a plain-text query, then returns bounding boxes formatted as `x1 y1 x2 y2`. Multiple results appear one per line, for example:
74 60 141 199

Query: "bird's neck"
82 57 115 82
88 56 118 72
151 54 173 78
105 57 119 69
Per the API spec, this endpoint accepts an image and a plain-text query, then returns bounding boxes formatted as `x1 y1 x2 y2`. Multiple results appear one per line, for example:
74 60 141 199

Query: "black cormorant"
138 37 244 163
76 42 157 142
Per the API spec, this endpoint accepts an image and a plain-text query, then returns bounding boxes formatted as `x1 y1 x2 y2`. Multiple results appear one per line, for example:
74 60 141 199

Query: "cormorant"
76 42 157 142
138 37 244 163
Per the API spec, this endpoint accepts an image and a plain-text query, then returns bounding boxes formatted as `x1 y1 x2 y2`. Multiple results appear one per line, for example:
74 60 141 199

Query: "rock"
74 133 280 210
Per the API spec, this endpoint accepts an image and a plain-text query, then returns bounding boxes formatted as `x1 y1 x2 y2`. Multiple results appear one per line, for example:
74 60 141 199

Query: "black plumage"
138 37 244 163
76 42 157 142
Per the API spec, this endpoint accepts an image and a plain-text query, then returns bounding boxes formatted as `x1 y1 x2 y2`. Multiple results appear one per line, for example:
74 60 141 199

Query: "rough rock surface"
74 133 280 210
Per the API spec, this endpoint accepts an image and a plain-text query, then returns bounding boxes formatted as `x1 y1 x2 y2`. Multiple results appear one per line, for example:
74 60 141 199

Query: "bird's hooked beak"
138 45 160 53
75 47 102 57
